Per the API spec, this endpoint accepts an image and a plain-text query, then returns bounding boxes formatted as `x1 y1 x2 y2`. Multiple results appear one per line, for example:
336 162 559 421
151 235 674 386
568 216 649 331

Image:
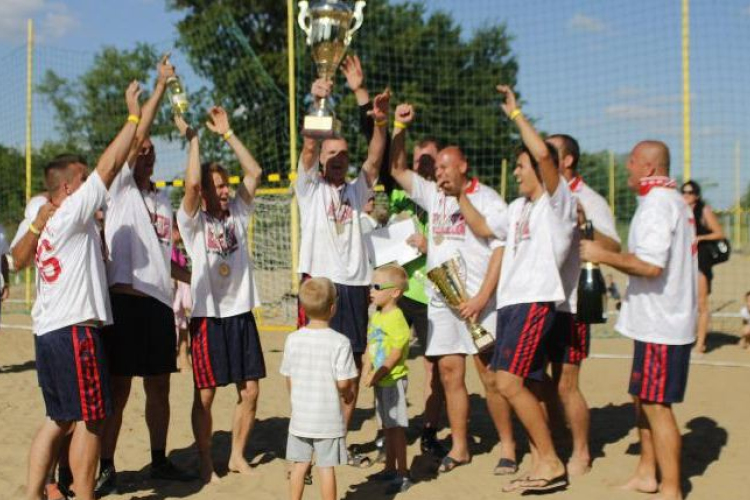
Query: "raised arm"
11 203 56 270
205 106 262 204
97 81 142 188
457 192 495 239
361 88 390 187
126 53 174 166
389 103 415 193
299 79 331 173
341 55 370 108
497 85 559 195
175 115 201 216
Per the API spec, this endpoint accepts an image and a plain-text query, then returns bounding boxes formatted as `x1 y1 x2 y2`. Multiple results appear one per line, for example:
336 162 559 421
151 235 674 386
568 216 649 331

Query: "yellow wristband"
374 119 387 128
127 114 140 125
29 223 41 235
223 130 234 141
509 109 523 121
394 121 408 130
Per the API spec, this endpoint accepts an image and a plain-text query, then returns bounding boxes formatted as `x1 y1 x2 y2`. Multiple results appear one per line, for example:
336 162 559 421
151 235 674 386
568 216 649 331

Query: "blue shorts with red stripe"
34 325 112 422
546 312 590 365
491 302 556 381
190 312 267 390
629 340 691 404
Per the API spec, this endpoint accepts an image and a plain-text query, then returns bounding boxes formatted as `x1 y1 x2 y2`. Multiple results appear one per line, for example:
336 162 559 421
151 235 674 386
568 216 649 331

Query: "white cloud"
0 0 78 43
604 104 669 120
568 13 609 34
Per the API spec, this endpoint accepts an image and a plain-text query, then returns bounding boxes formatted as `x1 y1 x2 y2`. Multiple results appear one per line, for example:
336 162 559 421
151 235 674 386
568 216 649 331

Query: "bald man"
581 140 697 500
390 103 512 474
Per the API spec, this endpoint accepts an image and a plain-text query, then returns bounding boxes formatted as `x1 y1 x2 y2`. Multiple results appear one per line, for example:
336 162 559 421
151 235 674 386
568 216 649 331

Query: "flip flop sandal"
505 473 569 493
347 452 372 468
493 458 519 476
438 455 470 473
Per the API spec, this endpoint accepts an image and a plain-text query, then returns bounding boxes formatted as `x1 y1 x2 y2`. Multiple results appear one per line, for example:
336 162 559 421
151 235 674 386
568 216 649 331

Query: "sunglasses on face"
370 283 396 291
681 190 695 195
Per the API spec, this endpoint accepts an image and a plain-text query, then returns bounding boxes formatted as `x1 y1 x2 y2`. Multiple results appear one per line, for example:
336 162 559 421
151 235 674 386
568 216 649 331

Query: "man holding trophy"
388 103 513 474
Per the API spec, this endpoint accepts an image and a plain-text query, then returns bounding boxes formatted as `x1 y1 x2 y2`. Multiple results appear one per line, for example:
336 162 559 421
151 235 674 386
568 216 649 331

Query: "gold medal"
218 262 231 277
335 222 345 235
434 234 444 245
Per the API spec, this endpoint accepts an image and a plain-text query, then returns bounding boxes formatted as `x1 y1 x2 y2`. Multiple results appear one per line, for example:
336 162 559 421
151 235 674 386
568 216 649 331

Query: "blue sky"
1 0 749 208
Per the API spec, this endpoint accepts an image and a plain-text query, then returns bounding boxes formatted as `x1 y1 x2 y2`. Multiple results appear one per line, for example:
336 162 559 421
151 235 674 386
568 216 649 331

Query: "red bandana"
568 176 584 193
465 177 479 194
638 176 677 196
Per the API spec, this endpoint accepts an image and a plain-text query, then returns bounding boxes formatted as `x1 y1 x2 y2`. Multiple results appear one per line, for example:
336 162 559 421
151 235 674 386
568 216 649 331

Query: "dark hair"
548 134 580 170
682 180 705 222
516 143 559 180
201 162 229 192
417 137 440 150
44 153 88 191
681 180 702 198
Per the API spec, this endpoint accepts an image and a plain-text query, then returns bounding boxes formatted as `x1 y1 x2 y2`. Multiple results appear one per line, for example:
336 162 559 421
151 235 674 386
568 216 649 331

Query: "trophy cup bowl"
426 258 495 353
298 0 366 138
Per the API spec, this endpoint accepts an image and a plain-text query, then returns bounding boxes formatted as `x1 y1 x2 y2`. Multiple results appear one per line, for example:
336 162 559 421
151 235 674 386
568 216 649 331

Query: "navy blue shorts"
546 312 590 365
35 325 112 422
629 340 691 404
297 274 369 354
102 293 177 377
190 312 266 389
491 302 555 381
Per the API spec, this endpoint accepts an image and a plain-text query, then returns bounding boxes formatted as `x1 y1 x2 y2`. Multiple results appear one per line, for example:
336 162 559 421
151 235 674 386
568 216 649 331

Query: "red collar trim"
465 178 479 194
638 176 677 196
568 176 584 192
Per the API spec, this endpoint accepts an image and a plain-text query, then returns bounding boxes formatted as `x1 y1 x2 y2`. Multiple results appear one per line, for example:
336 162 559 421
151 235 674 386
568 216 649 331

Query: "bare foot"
228 456 253 475
618 475 658 493
566 457 591 477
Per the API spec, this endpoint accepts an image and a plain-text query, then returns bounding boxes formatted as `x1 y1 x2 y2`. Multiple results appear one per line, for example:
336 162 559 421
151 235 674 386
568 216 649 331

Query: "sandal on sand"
502 473 568 493
493 458 518 476
438 455 470 473
347 452 372 468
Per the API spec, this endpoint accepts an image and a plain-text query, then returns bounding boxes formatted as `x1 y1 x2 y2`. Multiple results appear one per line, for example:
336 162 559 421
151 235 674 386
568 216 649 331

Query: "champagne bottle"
577 220 607 324
166 76 189 116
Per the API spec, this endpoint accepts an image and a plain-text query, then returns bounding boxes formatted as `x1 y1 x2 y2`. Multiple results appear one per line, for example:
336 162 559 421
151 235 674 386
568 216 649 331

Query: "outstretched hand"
341 55 364 92
157 52 175 84
311 78 333 100
394 103 415 126
496 84 518 118
173 114 196 140
205 106 231 136
125 80 142 117
368 88 391 121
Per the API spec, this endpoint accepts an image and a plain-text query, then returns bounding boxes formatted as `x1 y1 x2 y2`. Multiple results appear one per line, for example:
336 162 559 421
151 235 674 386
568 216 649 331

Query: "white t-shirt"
740 306 750 322
409 176 506 308
492 179 577 309
178 195 259 318
558 177 620 313
32 172 112 336
295 158 373 286
616 187 697 345
279 327 358 438
10 194 48 250
105 165 173 306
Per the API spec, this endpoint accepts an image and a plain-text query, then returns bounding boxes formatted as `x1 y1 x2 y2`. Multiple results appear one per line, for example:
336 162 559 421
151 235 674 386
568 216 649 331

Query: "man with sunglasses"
97 56 193 495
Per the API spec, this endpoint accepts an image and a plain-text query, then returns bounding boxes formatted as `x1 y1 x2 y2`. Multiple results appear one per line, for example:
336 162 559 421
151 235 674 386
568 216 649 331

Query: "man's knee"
496 371 523 399
239 380 260 405
556 365 580 400
144 374 171 397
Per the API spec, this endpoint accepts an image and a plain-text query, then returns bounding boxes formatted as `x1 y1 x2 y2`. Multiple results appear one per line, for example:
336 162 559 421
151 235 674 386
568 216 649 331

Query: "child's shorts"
286 434 348 467
375 377 409 429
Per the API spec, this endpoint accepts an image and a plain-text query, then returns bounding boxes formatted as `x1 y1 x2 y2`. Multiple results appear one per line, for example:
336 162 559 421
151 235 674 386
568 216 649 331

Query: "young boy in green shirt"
364 264 413 493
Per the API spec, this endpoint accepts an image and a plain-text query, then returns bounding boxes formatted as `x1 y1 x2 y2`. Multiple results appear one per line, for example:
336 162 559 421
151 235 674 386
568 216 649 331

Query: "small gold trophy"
298 0 366 138
426 257 495 353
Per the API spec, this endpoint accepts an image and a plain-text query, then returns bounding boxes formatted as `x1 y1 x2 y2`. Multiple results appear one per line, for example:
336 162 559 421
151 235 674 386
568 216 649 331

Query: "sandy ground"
1 305 749 500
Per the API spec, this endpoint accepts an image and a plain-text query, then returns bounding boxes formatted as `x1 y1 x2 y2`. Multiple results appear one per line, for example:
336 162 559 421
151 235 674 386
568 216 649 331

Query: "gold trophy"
298 0 366 137
426 257 495 353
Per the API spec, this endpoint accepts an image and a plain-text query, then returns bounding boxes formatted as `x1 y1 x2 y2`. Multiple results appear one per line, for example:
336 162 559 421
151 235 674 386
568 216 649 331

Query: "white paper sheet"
364 218 422 268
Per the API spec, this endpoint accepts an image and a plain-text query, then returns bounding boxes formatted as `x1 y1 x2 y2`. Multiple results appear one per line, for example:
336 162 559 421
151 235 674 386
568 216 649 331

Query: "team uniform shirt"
32 172 112 336
279 327 358 438
178 195 259 318
105 165 173 306
295 157 373 286
367 308 410 387
10 194 48 249
558 177 619 313
491 178 577 309
409 176 506 308
616 179 698 345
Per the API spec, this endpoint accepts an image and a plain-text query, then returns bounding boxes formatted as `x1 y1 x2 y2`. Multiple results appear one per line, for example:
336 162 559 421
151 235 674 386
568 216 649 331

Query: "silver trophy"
298 0 366 138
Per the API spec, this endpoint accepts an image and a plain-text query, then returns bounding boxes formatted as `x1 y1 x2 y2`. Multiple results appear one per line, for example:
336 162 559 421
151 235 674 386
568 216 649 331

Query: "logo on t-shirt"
206 220 239 256
151 214 171 245
36 239 62 284
368 326 386 369
432 210 466 239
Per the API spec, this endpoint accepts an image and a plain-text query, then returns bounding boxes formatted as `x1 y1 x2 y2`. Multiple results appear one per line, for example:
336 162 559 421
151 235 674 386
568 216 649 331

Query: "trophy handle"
297 1 312 45
345 1 367 45
453 253 470 299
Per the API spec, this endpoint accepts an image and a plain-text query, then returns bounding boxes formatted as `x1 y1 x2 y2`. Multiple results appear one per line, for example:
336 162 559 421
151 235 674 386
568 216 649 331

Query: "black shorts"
491 302 556 381
298 274 369 354
190 312 266 389
629 340 691 404
35 325 112 422
398 296 428 354
546 312 590 365
103 293 177 377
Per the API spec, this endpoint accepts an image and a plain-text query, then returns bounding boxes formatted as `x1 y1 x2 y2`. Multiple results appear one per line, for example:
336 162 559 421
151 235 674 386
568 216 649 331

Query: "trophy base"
303 115 341 139
473 332 495 353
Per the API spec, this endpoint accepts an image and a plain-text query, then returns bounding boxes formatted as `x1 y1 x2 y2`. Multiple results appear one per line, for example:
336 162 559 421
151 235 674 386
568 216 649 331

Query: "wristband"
509 109 523 121
394 121 408 130
223 129 234 141
127 114 140 125
29 223 41 235
374 119 387 128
